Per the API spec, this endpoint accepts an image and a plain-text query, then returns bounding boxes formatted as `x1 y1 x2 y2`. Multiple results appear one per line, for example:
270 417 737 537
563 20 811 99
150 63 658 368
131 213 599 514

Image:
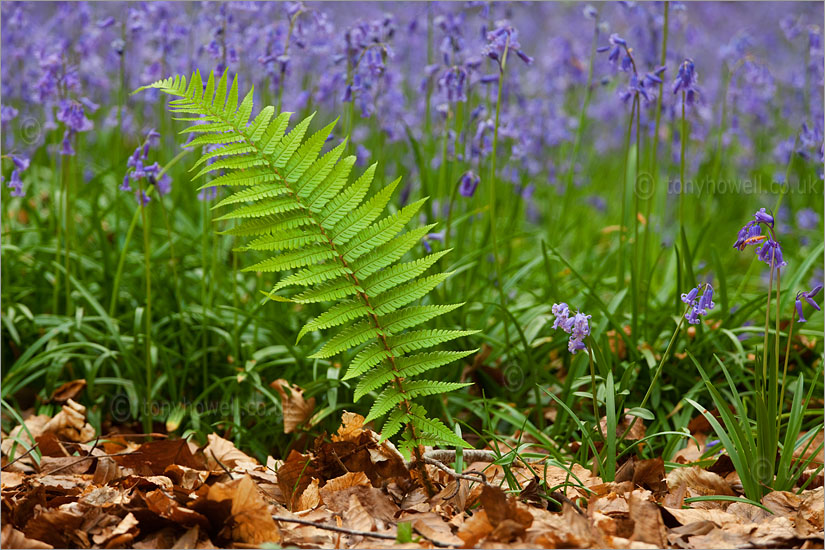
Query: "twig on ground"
271 515 458 548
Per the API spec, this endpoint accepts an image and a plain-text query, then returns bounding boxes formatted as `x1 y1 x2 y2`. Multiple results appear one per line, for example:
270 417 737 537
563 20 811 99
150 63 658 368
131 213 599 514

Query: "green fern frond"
136 69 477 456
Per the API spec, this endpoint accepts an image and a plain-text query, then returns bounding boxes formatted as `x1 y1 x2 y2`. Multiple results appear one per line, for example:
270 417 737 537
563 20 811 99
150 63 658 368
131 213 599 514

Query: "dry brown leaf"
666 465 735 497
600 410 647 441
332 411 366 441
222 474 281 545
48 379 87 403
144 489 210 528
457 509 494 547
628 491 666 547
271 379 316 433
798 487 825 532
297 477 321 511
42 400 95 443
1 524 53 549
112 439 204 475
203 433 256 471
276 449 318 510
320 472 397 526
342 492 376 532
478 485 533 543
93 512 139 548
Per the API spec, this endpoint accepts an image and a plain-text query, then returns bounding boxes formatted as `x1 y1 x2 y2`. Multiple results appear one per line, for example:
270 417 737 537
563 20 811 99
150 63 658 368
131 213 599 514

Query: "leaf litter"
2 401 823 549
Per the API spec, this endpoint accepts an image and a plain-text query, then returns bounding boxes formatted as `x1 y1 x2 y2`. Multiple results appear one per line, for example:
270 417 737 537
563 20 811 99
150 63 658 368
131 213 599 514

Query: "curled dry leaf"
276 449 318 511
203 433 256 472
666 465 734 497
47 379 86 404
319 471 398 527
599 410 647 441
271 379 316 434
1 524 53 549
220 475 281 545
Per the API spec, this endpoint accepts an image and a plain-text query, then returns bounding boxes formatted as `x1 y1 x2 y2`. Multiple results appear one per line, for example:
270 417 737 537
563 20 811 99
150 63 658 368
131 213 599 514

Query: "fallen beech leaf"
1 524 53 549
297 478 321 512
666 466 734 497
144 489 210 528
798 487 825 532
600 410 647 441
93 512 139 548
276 449 318 510
478 485 533 542
42 400 95 443
457 509 494 547
203 433 256 471
526 504 595 547
48 380 86 404
332 411 366 441
343 492 376 532
628 491 666 547
113 439 204 475
271 379 315 433
23 504 85 547
320 472 398 526
164 464 209 491
1 471 25 489
222 474 281 545
1 414 51 464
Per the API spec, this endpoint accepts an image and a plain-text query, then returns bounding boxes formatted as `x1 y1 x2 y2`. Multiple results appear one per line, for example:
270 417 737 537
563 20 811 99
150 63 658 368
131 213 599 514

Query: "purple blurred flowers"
458 170 479 197
551 302 591 354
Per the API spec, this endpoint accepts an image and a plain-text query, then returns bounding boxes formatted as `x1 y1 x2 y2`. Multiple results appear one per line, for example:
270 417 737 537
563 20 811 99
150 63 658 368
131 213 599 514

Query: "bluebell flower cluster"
734 208 787 271
672 58 699 105
3 155 30 197
681 284 715 324
482 23 533 67
597 33 665 104
551 303 591 354
122 129 170 205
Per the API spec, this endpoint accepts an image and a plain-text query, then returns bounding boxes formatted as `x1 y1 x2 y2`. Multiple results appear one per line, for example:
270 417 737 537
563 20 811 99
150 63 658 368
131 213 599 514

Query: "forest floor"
2 396 823 549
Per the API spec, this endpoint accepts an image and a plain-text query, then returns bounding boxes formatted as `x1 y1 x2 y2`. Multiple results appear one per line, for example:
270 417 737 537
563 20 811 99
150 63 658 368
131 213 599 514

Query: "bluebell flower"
756 239 787 269
795 285 822 323
681 285 700 305
753 207 774 226
459 170 479 197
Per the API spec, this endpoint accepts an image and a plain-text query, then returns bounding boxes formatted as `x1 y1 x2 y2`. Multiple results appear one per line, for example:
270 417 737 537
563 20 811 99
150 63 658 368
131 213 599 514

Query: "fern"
136 70 477 457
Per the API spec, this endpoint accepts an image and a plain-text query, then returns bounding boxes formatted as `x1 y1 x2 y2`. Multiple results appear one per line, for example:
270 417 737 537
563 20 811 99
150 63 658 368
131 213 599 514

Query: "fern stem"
201 190 210 391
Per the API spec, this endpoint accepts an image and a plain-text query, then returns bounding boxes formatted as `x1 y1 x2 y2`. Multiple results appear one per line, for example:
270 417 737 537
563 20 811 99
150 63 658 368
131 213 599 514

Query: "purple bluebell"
682 283 715 324
755 239 787 269
459 170 479 197
753 207 774 226
795 285 822 323
551 303 591 354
